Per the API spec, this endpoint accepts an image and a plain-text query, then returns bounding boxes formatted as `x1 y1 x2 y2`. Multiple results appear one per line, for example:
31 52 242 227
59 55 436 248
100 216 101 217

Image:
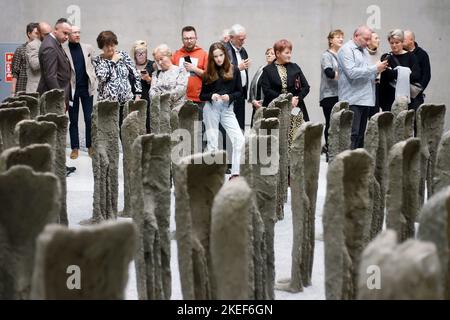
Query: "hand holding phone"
184 56 192 63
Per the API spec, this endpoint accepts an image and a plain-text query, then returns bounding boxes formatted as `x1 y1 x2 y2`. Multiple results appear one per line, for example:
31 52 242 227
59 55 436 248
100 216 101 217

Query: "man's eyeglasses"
183 37 197 41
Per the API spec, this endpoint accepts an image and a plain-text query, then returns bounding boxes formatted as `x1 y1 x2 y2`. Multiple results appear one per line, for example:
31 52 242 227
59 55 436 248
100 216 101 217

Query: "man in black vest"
225 24 250 131
403 30 431 111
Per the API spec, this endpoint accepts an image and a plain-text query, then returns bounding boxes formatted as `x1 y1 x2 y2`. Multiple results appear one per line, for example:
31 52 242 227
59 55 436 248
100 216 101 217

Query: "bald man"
63 26 97 159
337 25 388 149
25 21 52 92
404 30 431 111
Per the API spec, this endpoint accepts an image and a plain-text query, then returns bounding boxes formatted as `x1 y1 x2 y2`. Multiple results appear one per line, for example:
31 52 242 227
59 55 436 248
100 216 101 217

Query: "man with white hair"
403 30 431 111
63 25 97 159
337 25 388 149
224 24 250 130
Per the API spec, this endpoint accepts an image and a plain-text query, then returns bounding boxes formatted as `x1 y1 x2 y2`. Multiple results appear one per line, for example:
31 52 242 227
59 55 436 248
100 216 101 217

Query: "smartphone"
184 56 192 63
140 70 148 75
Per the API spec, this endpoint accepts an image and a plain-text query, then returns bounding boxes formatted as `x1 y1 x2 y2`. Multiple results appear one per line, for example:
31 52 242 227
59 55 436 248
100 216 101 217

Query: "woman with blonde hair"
131 40 155 132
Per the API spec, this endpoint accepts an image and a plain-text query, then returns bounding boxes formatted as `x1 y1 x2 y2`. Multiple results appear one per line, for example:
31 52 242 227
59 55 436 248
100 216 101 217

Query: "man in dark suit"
37 18 75 176
225 24 250 131
37 18 72 107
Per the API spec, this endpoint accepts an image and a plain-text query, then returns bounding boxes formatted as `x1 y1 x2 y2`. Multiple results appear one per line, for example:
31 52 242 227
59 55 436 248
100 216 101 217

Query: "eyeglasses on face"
182 37 197 41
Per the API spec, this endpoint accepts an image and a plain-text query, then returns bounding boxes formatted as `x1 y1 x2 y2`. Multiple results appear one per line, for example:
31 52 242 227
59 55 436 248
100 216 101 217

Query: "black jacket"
199 67 243 105
412 42 431 92
261 61 310 120
225 42 249 98
379 51 421 108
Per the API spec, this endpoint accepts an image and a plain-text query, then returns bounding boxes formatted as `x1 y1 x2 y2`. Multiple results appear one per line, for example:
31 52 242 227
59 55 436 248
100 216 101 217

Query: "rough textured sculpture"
173 151 226 300
267 93 292 221
386 138 421 241
159 93 171 134
364 112 394 238
393 109 415 145
417 104 446 202
358 230 443 300
255 124 280 299
123 100 147 134
0 100 27 110
90 101 120 223
390 96 409 118
120 111 143 218
278 122 323 293
0 144 53 173
432 131 450 194
131 134 171 300
418 186 450 299
0 166 60 299
31 221 136 300
18 92 40 99
210 177 251 300
150 94 160 133
177 101 200 155
323 149 373 300
38 89 65 115
328 101 353 163
240 133 279 300
1 96 39 119
0 107 30 153
16 120 57 149
37 114 68 225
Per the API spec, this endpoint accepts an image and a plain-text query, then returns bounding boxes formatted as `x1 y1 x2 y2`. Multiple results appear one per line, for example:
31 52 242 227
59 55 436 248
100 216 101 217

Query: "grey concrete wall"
2 0 449 131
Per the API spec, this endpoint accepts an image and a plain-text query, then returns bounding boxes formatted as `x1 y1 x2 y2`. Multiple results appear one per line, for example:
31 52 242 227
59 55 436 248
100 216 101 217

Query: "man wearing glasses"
172 26 208 152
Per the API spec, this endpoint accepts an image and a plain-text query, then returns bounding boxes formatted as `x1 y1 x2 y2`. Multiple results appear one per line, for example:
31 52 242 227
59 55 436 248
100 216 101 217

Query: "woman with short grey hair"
379 29 421 112
150 44 188 112
387 29 404 42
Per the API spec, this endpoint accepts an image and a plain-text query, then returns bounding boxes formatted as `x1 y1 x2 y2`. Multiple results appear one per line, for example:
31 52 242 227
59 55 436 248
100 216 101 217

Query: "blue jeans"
69 87 93 149
203 100 244 175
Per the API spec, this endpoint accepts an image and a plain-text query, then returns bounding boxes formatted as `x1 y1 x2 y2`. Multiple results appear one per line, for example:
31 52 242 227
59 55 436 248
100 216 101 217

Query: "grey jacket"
63 42 97 98
25 38 41 92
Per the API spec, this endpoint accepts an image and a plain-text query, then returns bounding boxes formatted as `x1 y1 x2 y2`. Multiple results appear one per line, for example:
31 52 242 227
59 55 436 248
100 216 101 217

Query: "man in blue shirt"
337 25 388 149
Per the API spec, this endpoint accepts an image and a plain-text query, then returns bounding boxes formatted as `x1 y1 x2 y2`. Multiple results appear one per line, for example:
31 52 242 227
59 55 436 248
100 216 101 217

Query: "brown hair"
204 42 233 84
327 29 344 48
96 30 118 49
273 39 293 55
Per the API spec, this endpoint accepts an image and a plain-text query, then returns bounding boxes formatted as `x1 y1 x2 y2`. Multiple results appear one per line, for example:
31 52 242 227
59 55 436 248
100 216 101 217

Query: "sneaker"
70 149 79 159
229 174 239 181
88 147 94 157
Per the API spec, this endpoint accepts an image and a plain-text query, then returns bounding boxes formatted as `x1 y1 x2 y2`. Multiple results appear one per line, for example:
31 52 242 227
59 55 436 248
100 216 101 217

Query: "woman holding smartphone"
131 40 155 133
200 42 245 179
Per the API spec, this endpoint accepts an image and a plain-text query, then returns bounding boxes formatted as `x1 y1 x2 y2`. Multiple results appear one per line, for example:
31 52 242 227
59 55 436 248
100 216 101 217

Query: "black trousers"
233 95 246 130
350 105 370 149
68 87 93 149
320 96 338 147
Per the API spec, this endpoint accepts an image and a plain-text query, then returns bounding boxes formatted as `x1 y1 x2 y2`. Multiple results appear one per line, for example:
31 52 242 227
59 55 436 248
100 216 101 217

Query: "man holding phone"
172 26 208 151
